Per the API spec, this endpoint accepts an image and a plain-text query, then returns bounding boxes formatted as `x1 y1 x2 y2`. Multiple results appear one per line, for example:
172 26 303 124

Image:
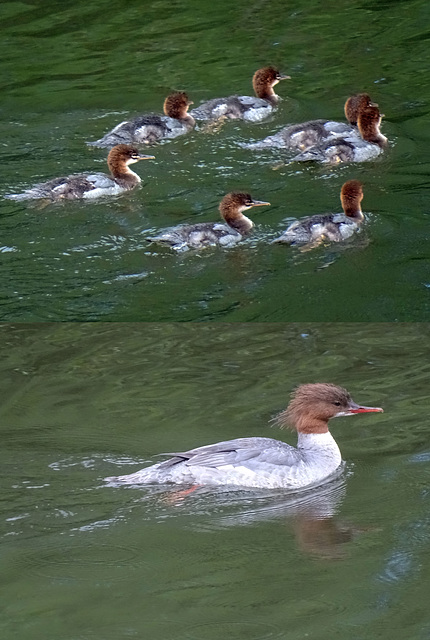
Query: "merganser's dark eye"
333 401 341 406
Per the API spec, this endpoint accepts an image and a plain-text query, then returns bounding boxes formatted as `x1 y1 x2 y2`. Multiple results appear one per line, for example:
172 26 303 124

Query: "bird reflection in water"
160 471 364 559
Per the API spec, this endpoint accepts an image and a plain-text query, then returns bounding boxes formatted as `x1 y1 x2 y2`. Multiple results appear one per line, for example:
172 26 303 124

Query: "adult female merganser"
239 94 375 151
5 145 154 201
272 180 364 246
88 92 195 148
291 106 388 163
105 383 383 490
190 67 290 123
146 192 270 252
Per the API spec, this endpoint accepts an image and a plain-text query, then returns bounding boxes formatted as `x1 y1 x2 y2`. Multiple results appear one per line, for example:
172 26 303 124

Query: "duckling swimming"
272 180 364 246
239 94 375 151
5 145 154 201
291 106 387 163
190 67 290 123
88 92 195 148
146 192 270 252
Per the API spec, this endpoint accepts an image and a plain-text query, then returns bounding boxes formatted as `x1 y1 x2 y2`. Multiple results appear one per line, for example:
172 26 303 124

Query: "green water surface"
0 0 429 320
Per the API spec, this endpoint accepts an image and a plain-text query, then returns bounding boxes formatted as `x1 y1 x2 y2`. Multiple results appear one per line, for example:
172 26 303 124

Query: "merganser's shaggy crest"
105 383 383 490
273 180 364 245
5 145 154 201
239 94 375 151
291 106 388 163
88 92 195 148
190 67 290 123
146 192 270 252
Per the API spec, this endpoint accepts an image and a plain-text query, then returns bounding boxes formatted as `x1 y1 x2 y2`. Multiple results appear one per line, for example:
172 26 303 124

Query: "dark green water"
0 0 429 320
1 323 430 640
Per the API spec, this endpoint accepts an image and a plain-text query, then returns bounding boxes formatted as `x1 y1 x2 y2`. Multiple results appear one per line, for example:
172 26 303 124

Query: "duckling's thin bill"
251 200 271 206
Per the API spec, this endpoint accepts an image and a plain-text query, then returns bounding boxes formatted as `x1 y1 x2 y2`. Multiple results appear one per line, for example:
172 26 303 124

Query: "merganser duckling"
190 67 290 123
105 383 383 490
146 192 270 252
239 94 375 151
88 92 195 148
272 180 364 246
5 145 154 201
291 106 388 163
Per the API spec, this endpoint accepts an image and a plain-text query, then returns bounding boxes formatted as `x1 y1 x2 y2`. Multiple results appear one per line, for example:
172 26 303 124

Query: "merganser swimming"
88 92 195 148
146 192 270 252
105 383 383 490
190 67 290 123
272 180 364 246
291 106 388 163
239 94 375 151
5 145 154 201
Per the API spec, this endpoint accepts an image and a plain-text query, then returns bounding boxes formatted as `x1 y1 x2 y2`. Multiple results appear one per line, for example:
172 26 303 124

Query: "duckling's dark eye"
333 401 341 407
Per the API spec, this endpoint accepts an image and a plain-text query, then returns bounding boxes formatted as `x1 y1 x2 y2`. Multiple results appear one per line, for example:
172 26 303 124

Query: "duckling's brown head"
252 66 290 100
344 93 375 125
219 192 271 215
357 106 387 146
340 180 364 218
107 145 155 177
219 192 270 233
163 92 193 119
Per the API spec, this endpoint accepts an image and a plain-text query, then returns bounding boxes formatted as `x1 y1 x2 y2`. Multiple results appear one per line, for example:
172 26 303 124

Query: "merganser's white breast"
105 383 383 491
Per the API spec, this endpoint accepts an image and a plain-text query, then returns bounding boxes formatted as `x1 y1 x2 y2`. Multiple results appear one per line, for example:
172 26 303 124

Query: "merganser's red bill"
348 401 383 414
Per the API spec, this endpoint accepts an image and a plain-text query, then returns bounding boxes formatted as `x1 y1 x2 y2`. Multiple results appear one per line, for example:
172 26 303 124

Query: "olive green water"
1 322 430 640
0 0 429 320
